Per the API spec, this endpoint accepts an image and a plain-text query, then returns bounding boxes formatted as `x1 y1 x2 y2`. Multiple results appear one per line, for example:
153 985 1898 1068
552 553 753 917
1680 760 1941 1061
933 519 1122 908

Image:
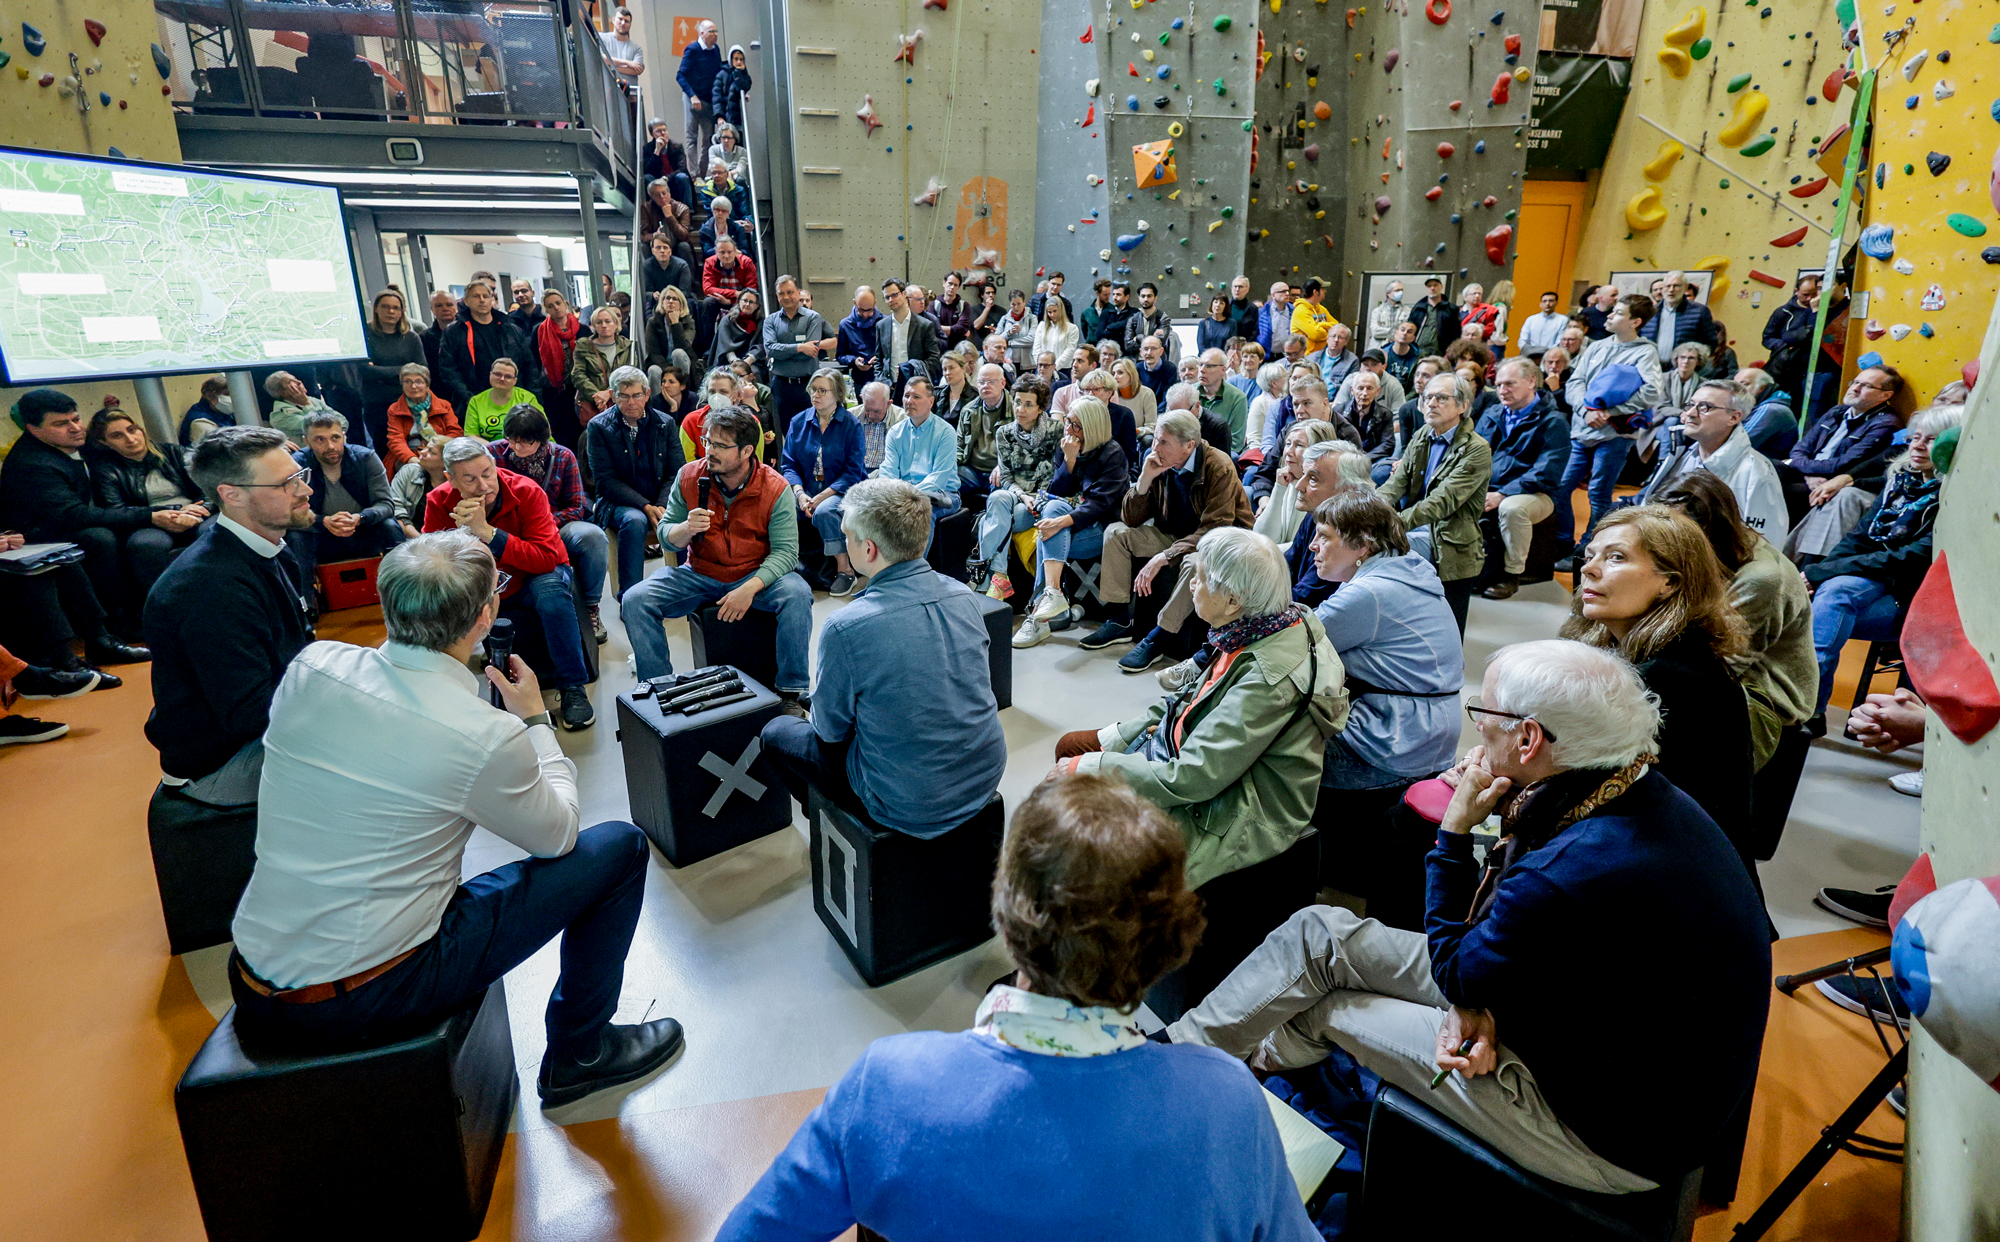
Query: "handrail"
736 87 772 313
631 78 652 375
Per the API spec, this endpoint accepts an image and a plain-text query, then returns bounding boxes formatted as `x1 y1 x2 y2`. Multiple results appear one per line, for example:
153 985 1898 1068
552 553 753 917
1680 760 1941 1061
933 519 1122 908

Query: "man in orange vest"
619 405 814 710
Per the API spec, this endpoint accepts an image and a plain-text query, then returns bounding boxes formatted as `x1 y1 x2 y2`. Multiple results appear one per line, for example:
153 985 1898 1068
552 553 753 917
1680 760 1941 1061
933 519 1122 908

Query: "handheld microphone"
485 617 516 707
695 471 713 543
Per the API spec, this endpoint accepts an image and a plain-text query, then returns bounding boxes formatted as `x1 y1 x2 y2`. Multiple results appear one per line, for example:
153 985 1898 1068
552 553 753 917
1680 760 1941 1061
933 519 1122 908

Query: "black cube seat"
149 782 258 956
924 507 977 583
615 668 792 866
509 583 599 685
174 982 517 1242
688 602 779 689
973 591 1013 710
808 787 1005 987
1356 1086 1702 1242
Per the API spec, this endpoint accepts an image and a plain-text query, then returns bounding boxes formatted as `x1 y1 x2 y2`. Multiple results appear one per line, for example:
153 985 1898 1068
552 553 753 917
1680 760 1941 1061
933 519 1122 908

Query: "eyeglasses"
1465 698 1557 741
494 571 513 596
1848 380 1893 392
701 436 741 451
1421 393 1460 406
1682 400 1731 417
236 466 312 492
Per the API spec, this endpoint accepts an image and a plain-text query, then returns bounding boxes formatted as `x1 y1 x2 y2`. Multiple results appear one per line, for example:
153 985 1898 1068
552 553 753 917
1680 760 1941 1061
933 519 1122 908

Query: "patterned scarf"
508 444 553 487
1465 755 1655 924
1208 602 1305 655
1863 468 1941 546
973 985 1149 1057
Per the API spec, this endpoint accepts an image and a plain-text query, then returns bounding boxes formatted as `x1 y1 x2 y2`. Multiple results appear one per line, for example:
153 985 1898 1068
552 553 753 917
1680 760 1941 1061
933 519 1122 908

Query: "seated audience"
1783 366 1904 563
1561 506 1756 882
1656 471 1816 772
709 288 765 373
390 436 449 540
437 280 540 411
1270 441 1360 613
1635 380 1787 538
264 371 340 443
1111 356 1160 433
873 377 960 519
585 366 687 605
1536 345 1574 420
383 363 461 473
0 528 138 686
1703 324 1740 381
1073 368 1141 462
294 410 402 574
854 380 905 473
144 427 317 805
461 357 543 443
701 237 760 317
1167 639 1769 1195
1247 362 1287 458
227 531 677 1108
1010 397 1130 645
422 438 595 730
781 367 868 596
759 478 1006 834
1335 350 1406 422
1474 357 1570 600
717 773 1315 1242
1379 370 1495 634
362 290 428 452
1252 372 1359 498
1252 418 1340 544
1340 368 1396 471
971 378 1060 600
956 362 1014 502
179 377 237 446
1734 367 1800 460
1802 403 1959 725
870 280 942 397
650 360 698 423
1195 349 1252 455
698 185 753 259
1165 381 1236 458
1661 342 1711 416
1196 293 1235 354
621 406 812 705
645 286 698 381
1080 411 1254 673
572 307 637 418
493 407 605 643
1134 334 1176 403
88 404 208 594
1055 527 1346 1019
1318 322 1360 394
1557 294 1663 563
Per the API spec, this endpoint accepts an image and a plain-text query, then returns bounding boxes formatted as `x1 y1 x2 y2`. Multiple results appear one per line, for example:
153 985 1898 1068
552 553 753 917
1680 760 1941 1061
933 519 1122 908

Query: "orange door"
1516 180 1588 308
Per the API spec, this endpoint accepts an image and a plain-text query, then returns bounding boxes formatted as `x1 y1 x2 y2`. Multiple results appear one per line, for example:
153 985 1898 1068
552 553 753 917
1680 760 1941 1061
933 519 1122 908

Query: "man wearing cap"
1405 277 1462 356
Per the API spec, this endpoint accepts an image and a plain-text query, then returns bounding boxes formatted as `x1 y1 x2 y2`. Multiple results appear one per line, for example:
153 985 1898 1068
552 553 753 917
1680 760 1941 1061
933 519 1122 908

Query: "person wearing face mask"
180 377 238 447
1367 281 1408 350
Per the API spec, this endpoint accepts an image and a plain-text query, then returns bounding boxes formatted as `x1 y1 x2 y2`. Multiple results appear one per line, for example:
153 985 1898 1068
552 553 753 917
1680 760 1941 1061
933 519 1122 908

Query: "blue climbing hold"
1918 323 1935 338
1858 223 1894 259
1905 95 1918 109
1438 174 1449 183
153 43 173 79
1127 94 1140 110
99 91 111 106
1490 10 1504 23
1857 351 1884 371
1157 65 1170 79
22 23 46 55
107 147 126 159
1473 140 1486 154
1116 232 1146 251
1992 99 2000 123
1436 243 1448 253
1450 213 1462 224
1172 16 1185 28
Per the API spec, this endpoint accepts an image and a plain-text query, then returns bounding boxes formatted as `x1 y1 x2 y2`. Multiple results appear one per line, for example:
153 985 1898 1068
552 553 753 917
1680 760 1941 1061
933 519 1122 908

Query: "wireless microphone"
485 617 516 707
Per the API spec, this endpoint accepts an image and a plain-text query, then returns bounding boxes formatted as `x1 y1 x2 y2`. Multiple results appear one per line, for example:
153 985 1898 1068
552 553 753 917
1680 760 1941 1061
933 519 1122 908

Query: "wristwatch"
521 711 554 730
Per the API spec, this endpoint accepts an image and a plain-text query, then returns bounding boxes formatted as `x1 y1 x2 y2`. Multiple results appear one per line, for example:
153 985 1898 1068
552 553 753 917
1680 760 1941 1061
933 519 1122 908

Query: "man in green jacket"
1379 370 1493 635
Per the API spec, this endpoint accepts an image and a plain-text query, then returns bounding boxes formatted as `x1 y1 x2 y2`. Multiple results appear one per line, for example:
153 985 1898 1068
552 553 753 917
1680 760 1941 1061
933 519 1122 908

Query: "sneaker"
1889 770 1923 798
1029 589 1070 623
1118 632 1167 673
1816 974 1911 1028
588 605 607 645
829 572 857 597
559 686 596 731
11 666 100 700
1814 884 1894 929
1156 657 1202 691
986 573 1014 602
1011 616 1051 648
1888 1084 1907 1118
1078 618 1137 650
0 716 69 745
1482 575 1521 601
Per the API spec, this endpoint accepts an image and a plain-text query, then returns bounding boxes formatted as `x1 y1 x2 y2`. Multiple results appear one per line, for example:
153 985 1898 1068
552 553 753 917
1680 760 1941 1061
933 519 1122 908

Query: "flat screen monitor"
0 146 367 384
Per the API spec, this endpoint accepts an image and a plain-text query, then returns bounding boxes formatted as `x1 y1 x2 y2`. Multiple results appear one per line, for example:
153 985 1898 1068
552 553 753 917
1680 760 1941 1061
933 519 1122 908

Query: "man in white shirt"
229 531 681 1110
871 278 941 402
1513 290 1569 362
599 6 645 87
1636 381 1788 537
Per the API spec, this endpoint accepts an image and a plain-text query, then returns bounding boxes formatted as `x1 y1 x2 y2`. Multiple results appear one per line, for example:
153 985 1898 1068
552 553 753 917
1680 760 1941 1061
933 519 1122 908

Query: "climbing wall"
1033 0 1113 281
1083 0 1260 313
1845 11 1999 400
1245 3 1355 297
1570 0 1847 368
781 0 1041 296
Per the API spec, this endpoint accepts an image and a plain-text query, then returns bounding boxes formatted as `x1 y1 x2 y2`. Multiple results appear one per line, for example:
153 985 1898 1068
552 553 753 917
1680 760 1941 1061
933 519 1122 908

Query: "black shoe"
1118 632 1167 673
1888 1084 1907 1118
829 572 857 597
0 716 68 745
1816 974 1911 1028
1482 575 1521 601
1079 618 1137 650
538 1017 685 1109
1814 883 1894 929
11 666 99 700
1552 554 1581 575
559 686 596 731
779 691 811 720
89 668 122 690
1804 713 1829 739
85 637 150 666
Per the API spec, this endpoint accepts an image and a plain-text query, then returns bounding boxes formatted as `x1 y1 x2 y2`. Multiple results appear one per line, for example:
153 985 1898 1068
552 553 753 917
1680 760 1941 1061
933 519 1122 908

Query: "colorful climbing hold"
1982 247 2000 264
1375 195 1393 216
1490 72 1511 105
1484 224 1513 264
1473 140 1486 154
1425 186 1444 201
1718 90 1769 147
1770 226 1808 247
1926 152 1950 177
1902 49 1927 82
1748 269 1786 288
1213 14 1233 30
22 23 46 56
1788 176 1829 198
1437 142 1456 158
85 18 108 46
1691 37 1712 59
1857 223 1895 259
1626 187 1667 230
1659 45 1692 77
1384 48 1400 73
1739 135 1776 157
1946 214 1989 238
1726 72 1751 92
1426 0 1451 23
1314 100 1332 120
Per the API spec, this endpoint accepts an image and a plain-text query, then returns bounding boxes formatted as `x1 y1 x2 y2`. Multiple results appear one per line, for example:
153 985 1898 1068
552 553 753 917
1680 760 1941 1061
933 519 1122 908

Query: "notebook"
1264 1085 1344 1204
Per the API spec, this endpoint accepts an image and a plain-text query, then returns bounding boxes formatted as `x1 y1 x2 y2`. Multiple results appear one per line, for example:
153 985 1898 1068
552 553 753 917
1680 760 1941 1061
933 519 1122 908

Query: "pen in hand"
1431 1038 1475 1090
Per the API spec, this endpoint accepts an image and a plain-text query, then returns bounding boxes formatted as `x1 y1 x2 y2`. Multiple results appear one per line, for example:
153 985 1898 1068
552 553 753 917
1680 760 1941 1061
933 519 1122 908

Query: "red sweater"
421 467 569 598
702 253 758 302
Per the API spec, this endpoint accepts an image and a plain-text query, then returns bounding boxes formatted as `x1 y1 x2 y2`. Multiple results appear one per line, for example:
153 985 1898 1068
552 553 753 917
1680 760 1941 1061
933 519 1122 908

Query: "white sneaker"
1156 658 1202 691
1011 616 1051 648
1889 770 1923 797
1029 589 1071 623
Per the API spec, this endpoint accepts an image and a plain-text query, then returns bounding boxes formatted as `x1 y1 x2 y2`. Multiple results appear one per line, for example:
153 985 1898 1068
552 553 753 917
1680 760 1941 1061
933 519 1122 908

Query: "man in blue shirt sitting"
1474 357 1570 600
872 377 961 520
760 479 1006 837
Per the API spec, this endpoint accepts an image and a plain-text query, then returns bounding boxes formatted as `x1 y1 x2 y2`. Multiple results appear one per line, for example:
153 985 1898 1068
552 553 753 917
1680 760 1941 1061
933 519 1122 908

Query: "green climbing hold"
1834 0 1855 23
1903 163 1914 176
1159 31 1171 46
1213 14 1232 31
1989 22 2000 43
1691 37 1712 59
1718 178 1731 188
1220 205 1235 217
1178 237 1190 246
1947 213 1990 237
1740 136 1775 156
1207 253 1216 260
1727 73 1752 92
1504 209 1517 220
1214 77 1227 95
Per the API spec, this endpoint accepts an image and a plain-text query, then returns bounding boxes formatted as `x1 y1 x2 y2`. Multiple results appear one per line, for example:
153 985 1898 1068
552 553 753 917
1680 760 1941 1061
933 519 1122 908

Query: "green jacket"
1079 612 1349 891
570 337 636 405
1377 416 1492 583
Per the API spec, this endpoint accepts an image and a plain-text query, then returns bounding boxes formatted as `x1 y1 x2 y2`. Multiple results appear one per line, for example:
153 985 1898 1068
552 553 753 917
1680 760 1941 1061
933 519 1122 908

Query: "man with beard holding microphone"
620 405 815 714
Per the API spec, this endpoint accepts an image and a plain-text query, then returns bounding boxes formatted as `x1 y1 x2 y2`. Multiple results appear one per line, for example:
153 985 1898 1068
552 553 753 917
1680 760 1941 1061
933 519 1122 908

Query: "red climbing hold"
1130 62 1140 75
85 19 108 46
1770 226 1809 248
1425 186 1444 201
1482 195 1498 207
1503 32 1521 55
1484 223 1513 265
1426 0 1451 25
1490 72 1511 105
1903 554 2000 744
1449 99 1463 111
1748 269 1787 288
1083 103 1095 126
1079 24 1093 42
1347 7 1358 27
1821 66 1843 103
1789 177 1830 198
1437 142 1455 158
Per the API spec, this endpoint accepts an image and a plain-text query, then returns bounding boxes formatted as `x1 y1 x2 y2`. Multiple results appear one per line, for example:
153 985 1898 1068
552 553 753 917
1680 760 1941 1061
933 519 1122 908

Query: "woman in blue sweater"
717 774 1318 1242
781 367 869 595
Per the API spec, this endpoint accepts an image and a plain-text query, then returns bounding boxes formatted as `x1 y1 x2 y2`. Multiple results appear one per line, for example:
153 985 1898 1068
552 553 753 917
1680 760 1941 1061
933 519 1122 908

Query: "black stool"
687 602 780 689
973 592 1013 710
175 982 516 1242
149 782 258 955
615 668 792 865
508 583 599 685
1355 1086 1703 1241
808 787 1005 986
925 507 977 583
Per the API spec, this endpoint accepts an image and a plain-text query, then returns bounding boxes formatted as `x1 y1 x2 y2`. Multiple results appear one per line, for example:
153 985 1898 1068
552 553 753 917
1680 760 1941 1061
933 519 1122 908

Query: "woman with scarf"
997 288 1037 372
382 363 461 472
360 288 425 453
1052 527 1348 1021
709 287 765 373
535 289 585 449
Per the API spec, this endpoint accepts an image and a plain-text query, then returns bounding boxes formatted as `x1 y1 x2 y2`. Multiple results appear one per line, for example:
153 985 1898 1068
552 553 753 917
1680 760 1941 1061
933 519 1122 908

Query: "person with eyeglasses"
1377 371 1494 635
1781 365 1905 564
1632 380 1786 539
143 428 320 807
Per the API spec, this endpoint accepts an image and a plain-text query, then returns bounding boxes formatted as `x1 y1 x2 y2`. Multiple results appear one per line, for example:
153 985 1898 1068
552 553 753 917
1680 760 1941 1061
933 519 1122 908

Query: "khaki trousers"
1495 492 1555 574
1099 522 1198 633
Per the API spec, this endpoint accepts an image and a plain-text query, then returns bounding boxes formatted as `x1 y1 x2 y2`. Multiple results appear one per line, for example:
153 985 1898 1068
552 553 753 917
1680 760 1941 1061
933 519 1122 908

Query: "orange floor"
0 600 1899 1240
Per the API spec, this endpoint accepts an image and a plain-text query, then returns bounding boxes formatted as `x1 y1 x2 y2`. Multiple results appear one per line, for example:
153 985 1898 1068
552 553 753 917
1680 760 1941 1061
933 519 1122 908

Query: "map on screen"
0 148 367 384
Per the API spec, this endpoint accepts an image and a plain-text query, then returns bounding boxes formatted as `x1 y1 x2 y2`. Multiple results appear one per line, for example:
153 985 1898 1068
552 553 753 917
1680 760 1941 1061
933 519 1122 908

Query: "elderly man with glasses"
1780 365 1905 563
1196 349 1252 455
1634 380 1787 537
1163 639 1771 1200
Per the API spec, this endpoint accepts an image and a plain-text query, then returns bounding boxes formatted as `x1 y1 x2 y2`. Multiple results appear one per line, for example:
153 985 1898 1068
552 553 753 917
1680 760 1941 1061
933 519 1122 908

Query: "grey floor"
183 572 1923 1132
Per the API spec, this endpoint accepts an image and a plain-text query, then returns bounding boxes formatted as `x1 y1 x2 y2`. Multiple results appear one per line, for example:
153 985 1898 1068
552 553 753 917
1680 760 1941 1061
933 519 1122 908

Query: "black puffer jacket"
93 444 203 510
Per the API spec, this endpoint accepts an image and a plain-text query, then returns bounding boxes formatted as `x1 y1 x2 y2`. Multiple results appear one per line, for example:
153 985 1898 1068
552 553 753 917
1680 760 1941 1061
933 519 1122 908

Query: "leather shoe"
539 1017 685 1109
86 637 151 665
1481 575 1521 601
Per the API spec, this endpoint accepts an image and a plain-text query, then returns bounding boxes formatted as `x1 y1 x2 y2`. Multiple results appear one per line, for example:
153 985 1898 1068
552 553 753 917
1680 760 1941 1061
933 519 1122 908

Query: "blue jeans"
229 821 649 1063
1811 574 1901 716
561 519 607 606
621 563 814 691
1030 499 1105 593
976 488 1038 574
600 503 653 599
1555 438 1634 548
1370 457 1396 486
809 494 848 555
504 565 590 688
959 464 993 506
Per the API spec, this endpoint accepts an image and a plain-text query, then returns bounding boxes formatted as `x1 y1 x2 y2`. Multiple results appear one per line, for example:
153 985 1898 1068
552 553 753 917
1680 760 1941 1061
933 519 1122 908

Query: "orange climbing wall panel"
1516 179 1588 308
951 176 1009 273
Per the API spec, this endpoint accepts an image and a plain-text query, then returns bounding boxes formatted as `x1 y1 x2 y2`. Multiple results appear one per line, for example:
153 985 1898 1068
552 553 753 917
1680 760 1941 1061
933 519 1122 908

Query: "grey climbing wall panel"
1246 6 1354 300
1033 0 1112 283
781 0 1042 295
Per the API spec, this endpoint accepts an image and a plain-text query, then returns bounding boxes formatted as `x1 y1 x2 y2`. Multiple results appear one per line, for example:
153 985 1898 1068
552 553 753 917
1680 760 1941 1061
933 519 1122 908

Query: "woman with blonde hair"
939 350 978 423
1012 397 1131 643
1032 293 1082 378
1111 356 1159 431
1485 279 1514 353
1561 505 1758 885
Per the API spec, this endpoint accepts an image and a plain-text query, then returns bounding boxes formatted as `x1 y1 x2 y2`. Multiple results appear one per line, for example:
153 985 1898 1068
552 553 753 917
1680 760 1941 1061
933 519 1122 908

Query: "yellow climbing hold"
1168 188 1181 200
1168 121 1185 137
1626 186 1668 231
1143 48 1155 62
1643 140 1686 181
1658 46 1692 78
1718 89 1769 147
1662 8 1706 47
1694 255 1731 302
1209 219 1225 232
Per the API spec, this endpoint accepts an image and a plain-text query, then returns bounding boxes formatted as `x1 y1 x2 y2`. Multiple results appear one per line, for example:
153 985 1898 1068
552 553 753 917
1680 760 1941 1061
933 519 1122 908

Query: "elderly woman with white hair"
1166 638 1772 1198
1053 526 1348 1020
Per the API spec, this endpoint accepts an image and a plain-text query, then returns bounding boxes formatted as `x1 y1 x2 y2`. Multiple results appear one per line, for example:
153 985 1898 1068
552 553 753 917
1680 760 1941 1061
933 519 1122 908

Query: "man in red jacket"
424 437 595 730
